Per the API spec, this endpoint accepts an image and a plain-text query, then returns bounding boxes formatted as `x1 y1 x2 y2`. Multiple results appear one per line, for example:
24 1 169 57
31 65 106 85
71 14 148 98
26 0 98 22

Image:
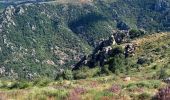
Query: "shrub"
68 87 87 100
150 80 161 89
62 70 73 80
136 81 151 88
137 57 150 65
125 80 161 91
129 29 145 39
90 81 98 88
117 21 130 30
73 87 87 95
73 70 87 79
126 83 139 92
152 65 158 70
27 88 69 100
0 82 4 88
17 81 30 89
6 82 19 89
159 68 169 79
4 81 30 89
111 45 124 56
152 68 170 79
108 84 121 93
33 78 51 87
107 45 127 74
88 89 115 100
55 70 65 81
73 67 99 79
100 65 111 75
136 80 161 89
43 89 68 99
137 58 147 65
138 92 151 100
108 54 126 74
153 86 170 100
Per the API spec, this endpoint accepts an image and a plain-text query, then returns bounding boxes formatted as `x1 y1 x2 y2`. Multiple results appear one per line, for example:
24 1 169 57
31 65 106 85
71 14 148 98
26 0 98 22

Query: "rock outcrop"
124 43 137 58
74 33 117 69
73 30 138 70
163 77 170 84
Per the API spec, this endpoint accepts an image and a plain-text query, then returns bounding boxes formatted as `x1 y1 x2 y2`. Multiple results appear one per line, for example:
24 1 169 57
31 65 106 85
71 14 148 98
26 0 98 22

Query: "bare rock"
125 43 137 57
123 77 131 81
163 77 170 84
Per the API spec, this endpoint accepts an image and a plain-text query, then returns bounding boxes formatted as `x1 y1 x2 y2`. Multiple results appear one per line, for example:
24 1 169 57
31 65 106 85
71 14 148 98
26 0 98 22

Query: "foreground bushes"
125 80 161 89
138 92 152 100
33 78 52 87
154 86 170 100
27 88 69 100
0 81 30 89
0 78 53 89
55 67 100 80
73 67 100 79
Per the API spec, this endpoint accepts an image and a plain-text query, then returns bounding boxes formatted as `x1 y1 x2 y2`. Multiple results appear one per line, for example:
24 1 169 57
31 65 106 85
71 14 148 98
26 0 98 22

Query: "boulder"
123 77 131 81
163 77 170 84
124 43 137 57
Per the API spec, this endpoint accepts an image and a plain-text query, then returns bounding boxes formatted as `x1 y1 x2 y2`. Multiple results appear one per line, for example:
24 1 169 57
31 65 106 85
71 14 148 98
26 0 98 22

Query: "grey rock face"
163 77 170 84
74 29 139 70
74 30 133 69
74 34 117 69
124 43 137 58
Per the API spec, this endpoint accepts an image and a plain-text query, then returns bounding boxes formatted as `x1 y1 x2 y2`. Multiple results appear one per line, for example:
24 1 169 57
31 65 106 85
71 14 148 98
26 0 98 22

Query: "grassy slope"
0 32 170 100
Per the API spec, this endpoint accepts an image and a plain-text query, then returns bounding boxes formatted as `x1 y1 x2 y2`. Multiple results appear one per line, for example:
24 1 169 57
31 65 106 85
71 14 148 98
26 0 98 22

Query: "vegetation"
154 86 170 100
0 0 170 80
0 76 166 100
0 0 170 99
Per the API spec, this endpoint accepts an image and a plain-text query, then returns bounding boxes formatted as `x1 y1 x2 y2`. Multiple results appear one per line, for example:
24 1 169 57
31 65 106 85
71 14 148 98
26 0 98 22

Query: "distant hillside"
0 0 170 80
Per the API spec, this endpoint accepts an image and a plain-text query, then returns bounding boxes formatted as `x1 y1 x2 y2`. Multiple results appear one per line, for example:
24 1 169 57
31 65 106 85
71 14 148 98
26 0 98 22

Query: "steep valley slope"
0 0 170 80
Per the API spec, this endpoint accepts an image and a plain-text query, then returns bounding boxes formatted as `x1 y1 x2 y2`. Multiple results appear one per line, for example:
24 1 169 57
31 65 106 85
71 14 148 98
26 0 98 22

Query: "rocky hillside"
73 31 170 80
0 0 170 80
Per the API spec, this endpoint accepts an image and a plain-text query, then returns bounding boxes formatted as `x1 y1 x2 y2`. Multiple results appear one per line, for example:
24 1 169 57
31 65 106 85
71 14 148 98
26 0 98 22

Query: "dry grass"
0 76 166 100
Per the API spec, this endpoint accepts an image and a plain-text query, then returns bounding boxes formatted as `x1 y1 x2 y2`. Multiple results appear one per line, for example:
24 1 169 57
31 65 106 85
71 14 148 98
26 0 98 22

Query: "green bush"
125 83 138 92
73 67 100 79
73 67 89 79
111 46 124 56
62 70 73 80
158 68 170 79
136 80 161 89
137 57 150 65
18 81 30 89
138 92 151 100
100 65 112 75
129 29 145 39
125 80 161 90
2 81 30 89
108 54 126 74
90 90 114 100
33 78 51 87
27 88 68 100
43 89 68 99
